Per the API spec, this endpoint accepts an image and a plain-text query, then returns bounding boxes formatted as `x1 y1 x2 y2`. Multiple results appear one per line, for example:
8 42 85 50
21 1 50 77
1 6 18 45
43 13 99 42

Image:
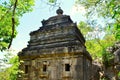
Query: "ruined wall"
18 53 91 80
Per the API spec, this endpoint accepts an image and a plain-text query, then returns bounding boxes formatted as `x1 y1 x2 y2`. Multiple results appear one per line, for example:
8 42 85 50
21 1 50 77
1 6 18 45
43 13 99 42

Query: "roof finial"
56 7 63 15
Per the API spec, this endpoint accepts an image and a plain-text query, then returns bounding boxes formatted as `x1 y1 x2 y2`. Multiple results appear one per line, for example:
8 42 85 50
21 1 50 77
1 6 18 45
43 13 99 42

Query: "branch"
95 33 104 49
8 0 18 49
94 0 101 6
115 18 120 23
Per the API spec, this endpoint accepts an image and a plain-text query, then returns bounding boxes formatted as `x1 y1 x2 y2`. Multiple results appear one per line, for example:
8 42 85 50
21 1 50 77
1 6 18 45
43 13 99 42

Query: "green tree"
78 21 93 39
78 21 115 61
0 52 19 80
76 0 120 40
0 0 35 51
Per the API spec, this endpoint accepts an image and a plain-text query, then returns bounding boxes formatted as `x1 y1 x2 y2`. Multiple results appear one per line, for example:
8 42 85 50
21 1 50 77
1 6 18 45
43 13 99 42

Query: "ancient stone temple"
18 8 92 80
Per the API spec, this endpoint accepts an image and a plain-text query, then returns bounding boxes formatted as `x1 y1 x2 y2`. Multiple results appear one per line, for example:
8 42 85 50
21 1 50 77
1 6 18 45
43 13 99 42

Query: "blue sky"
11 0 86 52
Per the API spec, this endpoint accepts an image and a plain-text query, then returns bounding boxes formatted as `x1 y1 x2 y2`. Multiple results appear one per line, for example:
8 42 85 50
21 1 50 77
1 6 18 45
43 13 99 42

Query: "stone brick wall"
19 53 92 80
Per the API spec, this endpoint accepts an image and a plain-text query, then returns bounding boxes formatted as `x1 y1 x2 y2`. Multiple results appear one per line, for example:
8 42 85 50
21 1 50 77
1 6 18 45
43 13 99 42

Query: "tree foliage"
76 0 120 40
78 21 93 39
0 0 35 51
78 21 115 61
0 53 19 80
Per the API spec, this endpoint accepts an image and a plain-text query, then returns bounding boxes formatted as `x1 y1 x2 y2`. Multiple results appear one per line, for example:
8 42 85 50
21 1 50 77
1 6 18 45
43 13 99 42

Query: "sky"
10 0 86 53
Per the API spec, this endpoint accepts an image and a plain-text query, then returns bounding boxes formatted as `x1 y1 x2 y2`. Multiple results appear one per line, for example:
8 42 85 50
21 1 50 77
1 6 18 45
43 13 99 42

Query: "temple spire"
56 7 63 15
